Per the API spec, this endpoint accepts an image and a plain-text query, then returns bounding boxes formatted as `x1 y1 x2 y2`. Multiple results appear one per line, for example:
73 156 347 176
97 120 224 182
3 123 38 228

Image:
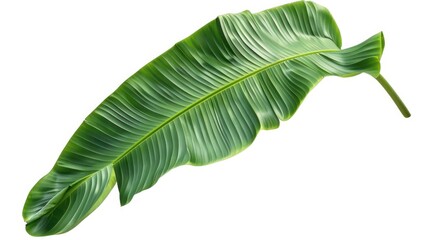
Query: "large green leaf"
23 1 409 236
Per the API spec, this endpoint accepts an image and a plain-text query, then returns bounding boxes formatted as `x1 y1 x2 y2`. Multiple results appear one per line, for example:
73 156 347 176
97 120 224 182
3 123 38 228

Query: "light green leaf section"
23 1 389 236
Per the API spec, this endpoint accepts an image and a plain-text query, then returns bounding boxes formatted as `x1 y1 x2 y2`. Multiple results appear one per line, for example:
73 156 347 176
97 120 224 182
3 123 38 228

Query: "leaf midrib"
112 48 338 165
28 47 339 223
40 48 339 218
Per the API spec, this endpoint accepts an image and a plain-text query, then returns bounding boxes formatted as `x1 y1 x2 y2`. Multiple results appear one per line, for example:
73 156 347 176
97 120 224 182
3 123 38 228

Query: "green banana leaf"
23 1 409 236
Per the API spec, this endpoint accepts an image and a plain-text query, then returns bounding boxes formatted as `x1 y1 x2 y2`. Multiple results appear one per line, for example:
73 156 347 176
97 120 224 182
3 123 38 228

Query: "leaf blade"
23 1 386 236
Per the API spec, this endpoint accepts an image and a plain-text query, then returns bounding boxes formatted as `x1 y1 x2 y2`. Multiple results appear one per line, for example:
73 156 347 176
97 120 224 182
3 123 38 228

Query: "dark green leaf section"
25 166 116 236
23 1 385 236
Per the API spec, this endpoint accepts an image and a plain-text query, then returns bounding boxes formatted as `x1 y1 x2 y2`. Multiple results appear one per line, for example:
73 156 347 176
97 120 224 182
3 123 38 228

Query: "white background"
1 0 428 239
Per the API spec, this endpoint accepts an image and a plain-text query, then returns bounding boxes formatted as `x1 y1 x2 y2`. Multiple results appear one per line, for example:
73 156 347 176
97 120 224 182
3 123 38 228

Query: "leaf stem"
375 74 410 118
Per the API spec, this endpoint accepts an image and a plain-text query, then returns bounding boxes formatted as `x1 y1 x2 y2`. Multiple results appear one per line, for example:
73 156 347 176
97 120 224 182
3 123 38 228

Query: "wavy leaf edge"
23 1 409 236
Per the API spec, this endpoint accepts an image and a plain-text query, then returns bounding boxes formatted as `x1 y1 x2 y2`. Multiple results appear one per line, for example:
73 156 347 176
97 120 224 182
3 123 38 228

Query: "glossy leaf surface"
23 1 407 236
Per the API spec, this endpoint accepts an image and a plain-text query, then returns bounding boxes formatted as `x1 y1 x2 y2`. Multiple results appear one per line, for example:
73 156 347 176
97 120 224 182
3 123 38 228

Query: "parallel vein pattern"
23 1 385 236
